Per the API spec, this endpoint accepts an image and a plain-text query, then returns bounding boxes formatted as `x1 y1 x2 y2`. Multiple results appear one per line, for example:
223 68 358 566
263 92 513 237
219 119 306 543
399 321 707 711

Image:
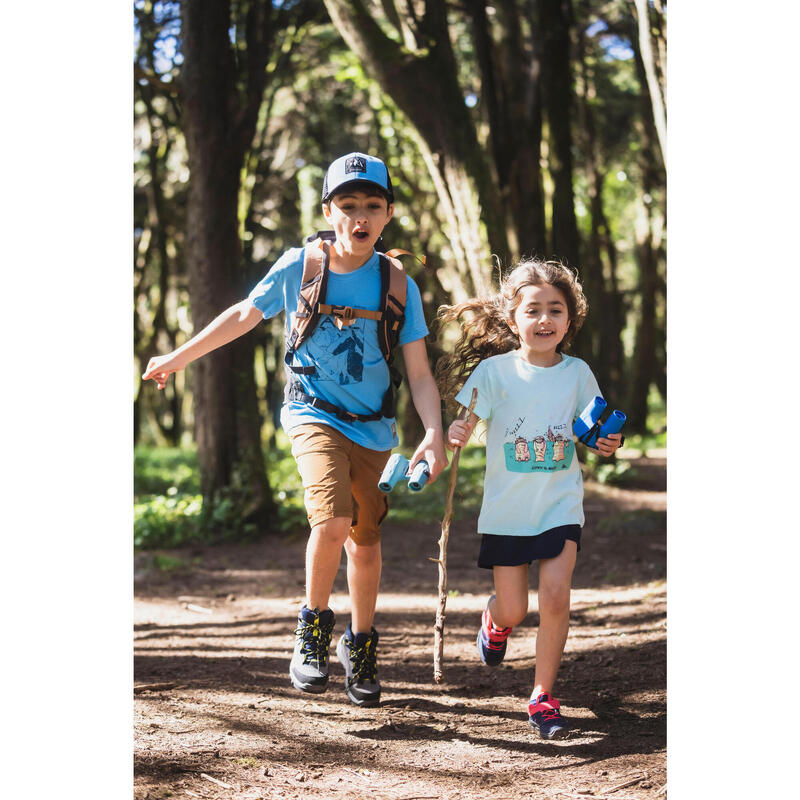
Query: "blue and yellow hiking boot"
476 596 513 666
336 625 381 706
289 606 335 694
528 692 570 740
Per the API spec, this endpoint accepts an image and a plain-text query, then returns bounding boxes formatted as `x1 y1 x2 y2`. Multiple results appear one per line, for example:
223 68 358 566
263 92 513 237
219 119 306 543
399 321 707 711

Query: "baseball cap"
321 152 394 204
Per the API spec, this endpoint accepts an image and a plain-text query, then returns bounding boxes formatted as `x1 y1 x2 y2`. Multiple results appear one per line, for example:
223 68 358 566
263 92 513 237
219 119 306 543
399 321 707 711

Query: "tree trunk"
466 0 547 259
181 0 274 525
537 0 581 269
323 0 510 295
627 194 658 431
626 8 666 430
631 0 666 168
575 24 624 398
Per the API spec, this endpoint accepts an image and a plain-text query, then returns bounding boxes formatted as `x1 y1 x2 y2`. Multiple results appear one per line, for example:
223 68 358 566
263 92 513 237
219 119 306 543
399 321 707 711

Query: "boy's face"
322 190 394 258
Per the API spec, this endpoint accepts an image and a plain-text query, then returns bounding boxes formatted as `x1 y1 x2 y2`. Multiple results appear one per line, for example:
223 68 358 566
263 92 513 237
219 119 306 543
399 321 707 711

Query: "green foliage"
134 447 199 495
152 553 189 572
581 451 638 485
134 491 203 549
134 440 307 549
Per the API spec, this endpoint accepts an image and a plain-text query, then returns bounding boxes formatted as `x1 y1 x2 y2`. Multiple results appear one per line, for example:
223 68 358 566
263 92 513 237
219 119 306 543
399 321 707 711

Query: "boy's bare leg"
305 517 351 611
344 539 382 633
532 540 577 695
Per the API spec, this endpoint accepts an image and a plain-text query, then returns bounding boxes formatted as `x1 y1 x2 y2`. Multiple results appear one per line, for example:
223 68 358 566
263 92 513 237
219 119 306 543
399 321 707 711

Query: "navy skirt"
477 524 582 569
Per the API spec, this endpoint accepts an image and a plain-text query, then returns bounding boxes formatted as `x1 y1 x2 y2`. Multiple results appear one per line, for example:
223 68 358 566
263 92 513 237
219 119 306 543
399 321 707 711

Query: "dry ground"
135 454 666 800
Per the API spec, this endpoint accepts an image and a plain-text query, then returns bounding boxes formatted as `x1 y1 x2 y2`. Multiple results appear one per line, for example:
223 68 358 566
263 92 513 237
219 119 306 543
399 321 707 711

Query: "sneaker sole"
528 719 570 740
344 689 380 708
289 669 329 694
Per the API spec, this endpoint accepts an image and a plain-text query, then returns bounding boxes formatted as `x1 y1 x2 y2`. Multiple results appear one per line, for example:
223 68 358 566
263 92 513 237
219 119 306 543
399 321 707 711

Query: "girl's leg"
532 540 577 696
477 564 528 667
490 564 530 628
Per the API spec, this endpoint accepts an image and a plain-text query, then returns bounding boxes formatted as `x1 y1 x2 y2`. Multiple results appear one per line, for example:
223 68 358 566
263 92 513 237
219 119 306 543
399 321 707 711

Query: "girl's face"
510 283 570 364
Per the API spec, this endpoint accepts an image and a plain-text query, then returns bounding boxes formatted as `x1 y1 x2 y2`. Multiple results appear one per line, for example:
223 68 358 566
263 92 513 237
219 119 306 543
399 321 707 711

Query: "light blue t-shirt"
455 351 601 536
248 246 429 451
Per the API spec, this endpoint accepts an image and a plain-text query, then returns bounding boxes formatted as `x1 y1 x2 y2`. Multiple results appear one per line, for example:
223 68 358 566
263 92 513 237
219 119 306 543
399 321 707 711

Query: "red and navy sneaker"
476 596 513 667
528 692 570 740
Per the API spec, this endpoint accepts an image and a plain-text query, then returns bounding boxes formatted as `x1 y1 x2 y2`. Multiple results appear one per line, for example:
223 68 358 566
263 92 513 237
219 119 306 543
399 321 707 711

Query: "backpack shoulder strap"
285 239 329 373
377 253 407 362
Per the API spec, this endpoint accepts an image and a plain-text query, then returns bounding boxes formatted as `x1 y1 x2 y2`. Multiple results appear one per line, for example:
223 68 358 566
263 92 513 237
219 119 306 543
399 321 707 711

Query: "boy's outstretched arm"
400 338 448 482
142 299 263 390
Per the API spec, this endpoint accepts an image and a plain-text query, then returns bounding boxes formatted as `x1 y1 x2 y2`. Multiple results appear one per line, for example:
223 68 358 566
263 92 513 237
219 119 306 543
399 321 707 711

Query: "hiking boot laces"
348 637 378 684
296 617 333 666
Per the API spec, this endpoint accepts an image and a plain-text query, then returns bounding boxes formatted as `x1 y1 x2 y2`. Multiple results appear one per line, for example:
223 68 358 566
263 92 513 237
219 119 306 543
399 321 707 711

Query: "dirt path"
135 457 666 799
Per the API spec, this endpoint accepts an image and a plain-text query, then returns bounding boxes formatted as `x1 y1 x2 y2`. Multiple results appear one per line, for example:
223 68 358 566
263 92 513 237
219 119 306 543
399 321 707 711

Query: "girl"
437 259 623 739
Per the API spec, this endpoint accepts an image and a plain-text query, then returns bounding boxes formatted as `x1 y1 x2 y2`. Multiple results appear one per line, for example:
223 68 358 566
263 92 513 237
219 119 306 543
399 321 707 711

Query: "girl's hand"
142 353 185 390
589 431 624 457
447 417 475 450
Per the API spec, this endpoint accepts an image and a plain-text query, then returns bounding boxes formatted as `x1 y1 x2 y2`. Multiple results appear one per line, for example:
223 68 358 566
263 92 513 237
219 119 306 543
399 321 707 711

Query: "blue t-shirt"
248 246 429 450
455 351 601 536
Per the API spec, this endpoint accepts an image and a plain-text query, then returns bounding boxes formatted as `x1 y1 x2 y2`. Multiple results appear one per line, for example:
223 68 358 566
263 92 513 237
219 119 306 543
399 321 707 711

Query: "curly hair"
435 258 588 407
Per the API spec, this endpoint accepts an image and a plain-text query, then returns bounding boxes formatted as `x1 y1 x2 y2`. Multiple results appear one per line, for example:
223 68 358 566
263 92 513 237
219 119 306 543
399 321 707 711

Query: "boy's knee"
345 538 381 565
311 517 351 547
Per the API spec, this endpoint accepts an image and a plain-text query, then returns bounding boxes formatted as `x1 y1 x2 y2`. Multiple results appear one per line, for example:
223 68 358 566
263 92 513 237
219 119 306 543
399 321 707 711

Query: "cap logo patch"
345 156 367 174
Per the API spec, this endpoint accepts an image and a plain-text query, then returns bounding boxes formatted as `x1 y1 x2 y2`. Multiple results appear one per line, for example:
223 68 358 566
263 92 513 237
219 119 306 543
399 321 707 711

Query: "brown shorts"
288 423 392 546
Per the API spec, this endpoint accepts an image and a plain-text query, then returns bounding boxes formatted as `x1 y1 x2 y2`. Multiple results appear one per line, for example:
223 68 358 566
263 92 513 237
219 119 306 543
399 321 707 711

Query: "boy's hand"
142 353 185 391
589 432 624 458
409 429 447 483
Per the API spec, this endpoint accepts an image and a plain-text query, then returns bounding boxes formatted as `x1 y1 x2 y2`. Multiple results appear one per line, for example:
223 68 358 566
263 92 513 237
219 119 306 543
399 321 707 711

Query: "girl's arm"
447 412 479 450
142 299 263 390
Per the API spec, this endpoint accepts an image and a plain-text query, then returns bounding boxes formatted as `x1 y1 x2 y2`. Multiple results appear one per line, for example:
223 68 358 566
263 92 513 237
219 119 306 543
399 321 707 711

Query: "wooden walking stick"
432 387 478 684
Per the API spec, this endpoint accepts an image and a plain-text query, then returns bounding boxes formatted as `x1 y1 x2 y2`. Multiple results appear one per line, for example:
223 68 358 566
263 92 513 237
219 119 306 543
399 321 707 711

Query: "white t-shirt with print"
455 350 601 536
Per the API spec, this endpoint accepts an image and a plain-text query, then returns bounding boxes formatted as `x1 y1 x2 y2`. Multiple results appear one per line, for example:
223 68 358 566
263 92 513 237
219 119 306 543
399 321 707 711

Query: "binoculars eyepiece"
378 453 430 493
573 396 626 449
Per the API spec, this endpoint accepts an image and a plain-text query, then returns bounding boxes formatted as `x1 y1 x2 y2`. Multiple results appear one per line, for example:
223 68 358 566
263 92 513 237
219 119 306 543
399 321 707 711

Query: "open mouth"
535 330 554 337
353 230 369 241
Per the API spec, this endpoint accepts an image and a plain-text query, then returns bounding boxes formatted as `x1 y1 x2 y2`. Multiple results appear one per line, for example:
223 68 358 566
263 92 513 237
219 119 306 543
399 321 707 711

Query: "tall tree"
537 0 582 269
322 0 511 297
630 0 666 167
465 0 547 259
625 2 666 428
180 0 313 523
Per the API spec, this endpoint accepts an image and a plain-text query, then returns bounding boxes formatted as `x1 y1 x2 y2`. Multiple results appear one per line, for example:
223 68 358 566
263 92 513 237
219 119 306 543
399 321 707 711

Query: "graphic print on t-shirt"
305 316 365 385
504 423 574 473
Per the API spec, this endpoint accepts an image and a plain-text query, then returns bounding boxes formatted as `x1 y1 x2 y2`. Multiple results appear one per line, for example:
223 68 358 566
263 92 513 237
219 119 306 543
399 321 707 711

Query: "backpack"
284 231 424 422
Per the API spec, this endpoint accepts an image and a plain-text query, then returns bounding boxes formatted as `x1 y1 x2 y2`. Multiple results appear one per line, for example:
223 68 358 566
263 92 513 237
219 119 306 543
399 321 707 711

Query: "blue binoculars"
573 396 626 449
378 453 430 493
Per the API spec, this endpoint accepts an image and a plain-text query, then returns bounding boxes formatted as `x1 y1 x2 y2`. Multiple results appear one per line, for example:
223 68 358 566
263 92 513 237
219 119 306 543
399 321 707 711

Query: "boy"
143 152 447 707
